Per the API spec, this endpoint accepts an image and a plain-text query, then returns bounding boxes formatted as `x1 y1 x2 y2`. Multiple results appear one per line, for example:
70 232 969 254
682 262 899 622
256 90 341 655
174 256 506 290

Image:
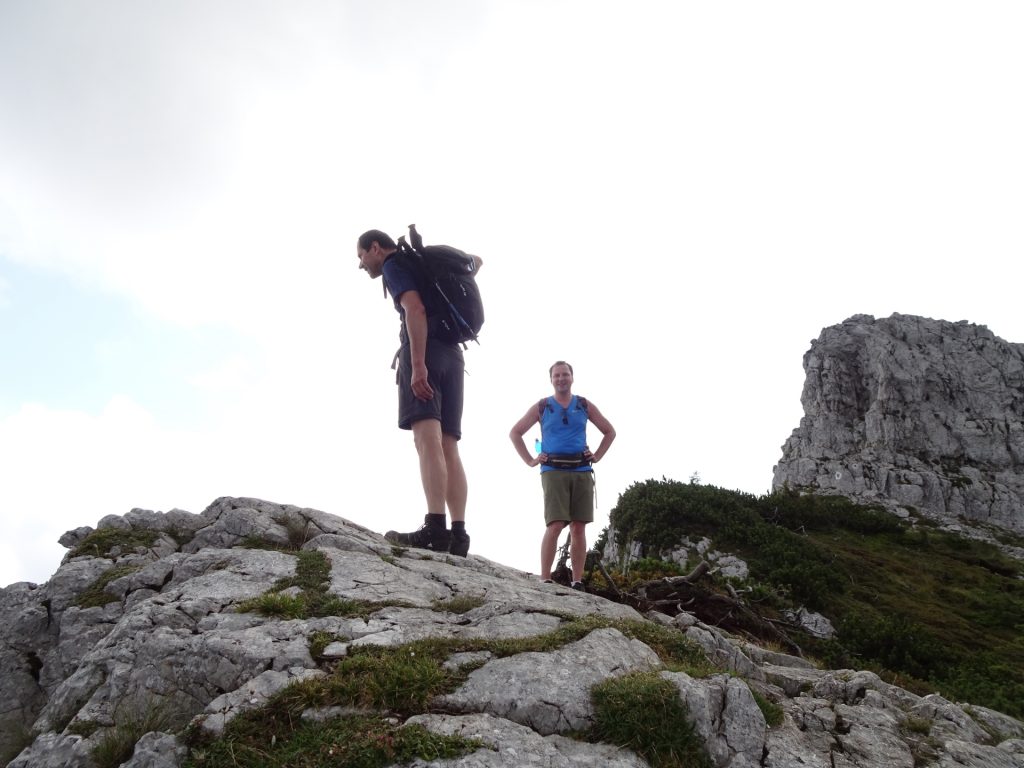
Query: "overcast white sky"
2 1 1022 588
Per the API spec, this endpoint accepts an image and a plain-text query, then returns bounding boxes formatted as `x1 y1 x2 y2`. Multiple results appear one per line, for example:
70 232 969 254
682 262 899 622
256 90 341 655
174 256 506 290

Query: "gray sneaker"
385 516 451 552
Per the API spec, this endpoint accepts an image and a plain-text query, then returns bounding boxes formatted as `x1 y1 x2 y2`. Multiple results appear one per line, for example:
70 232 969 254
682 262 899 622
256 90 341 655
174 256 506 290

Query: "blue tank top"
539 395 591 473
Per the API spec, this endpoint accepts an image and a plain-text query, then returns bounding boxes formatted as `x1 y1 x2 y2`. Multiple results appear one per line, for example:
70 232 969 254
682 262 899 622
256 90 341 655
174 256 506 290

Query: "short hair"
357 229 396 251
549 360 574 377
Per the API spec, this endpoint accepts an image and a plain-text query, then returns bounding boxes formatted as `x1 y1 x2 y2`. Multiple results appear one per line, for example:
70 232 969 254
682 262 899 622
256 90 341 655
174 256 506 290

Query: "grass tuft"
590 672 712 768
72 565 140 608
66 719 101 738
68 528 160 560
432 595 486 614
904 715 932 735
235 549 411 620
751 689 784 727
187 713 483 768
90 701 181 768
182 611 712 767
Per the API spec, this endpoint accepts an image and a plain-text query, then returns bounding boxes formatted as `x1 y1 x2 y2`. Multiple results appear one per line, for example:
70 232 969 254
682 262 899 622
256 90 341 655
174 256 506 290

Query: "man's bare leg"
441 433 467 523
412 419 447 516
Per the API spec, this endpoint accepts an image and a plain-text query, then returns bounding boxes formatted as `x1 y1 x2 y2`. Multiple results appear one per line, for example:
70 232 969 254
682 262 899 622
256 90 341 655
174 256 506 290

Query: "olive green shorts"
541 470 595 525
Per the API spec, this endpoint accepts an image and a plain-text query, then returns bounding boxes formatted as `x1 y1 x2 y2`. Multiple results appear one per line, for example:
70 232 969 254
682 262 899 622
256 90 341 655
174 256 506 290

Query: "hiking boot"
449 530 471 558
571 581 586 592
385 516 451 552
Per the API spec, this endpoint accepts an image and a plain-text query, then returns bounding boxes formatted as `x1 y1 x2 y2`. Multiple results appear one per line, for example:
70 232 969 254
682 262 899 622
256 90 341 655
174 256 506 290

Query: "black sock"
427 513 447 529
451 521 466 533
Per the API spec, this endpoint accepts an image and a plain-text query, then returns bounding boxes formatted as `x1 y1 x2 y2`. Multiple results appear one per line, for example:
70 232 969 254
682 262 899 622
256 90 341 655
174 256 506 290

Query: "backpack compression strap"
537 397 589 421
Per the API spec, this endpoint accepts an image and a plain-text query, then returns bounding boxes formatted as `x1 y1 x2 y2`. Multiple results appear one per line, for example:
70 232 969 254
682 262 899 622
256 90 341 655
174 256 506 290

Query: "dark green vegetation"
183 611 714 768
606 479 1024 718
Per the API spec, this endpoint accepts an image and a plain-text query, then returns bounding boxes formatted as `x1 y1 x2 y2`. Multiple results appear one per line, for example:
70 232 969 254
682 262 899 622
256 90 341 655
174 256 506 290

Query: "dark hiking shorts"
397 340 465 439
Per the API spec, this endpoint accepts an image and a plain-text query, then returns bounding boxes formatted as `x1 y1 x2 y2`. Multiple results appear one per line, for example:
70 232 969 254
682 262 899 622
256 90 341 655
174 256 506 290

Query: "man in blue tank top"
357 229 483 557
509 361 617 589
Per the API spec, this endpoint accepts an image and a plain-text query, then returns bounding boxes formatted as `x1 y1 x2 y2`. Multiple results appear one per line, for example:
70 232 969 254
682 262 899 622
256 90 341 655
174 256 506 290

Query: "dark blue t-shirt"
382 256 423 343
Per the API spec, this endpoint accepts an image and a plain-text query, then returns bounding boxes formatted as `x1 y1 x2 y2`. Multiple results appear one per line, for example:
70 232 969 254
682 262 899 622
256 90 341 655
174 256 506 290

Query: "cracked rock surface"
774 313 1024 545
3 496 1023 767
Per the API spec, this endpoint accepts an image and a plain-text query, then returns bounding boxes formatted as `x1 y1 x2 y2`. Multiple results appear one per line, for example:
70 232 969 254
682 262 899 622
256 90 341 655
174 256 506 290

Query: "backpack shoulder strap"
537 397 548 421
381 245 422 300
578 396 589 413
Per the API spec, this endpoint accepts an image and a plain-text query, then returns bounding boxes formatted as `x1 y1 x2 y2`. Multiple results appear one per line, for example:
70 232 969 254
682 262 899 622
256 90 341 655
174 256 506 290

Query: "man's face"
550 364 573 392
357 242 384 279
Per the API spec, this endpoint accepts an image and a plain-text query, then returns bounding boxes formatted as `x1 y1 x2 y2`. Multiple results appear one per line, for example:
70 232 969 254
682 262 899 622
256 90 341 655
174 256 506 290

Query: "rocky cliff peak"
3 497 1023 767
773 313 1024 541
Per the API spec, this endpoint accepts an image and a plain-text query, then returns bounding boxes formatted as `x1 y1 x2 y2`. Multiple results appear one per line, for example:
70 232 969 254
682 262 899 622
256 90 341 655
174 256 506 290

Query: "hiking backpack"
392 224 484 345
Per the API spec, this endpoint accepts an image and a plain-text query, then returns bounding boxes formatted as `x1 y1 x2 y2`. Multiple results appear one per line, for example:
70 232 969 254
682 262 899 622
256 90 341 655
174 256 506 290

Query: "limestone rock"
121 732 189 768
774 314 1024 538
661 671 767 768
404 712 650 766
437 627 661 735
3 496 1023 768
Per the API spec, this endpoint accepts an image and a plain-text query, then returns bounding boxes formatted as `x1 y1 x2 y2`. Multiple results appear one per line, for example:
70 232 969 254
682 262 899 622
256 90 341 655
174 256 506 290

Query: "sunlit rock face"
774 314 1024 538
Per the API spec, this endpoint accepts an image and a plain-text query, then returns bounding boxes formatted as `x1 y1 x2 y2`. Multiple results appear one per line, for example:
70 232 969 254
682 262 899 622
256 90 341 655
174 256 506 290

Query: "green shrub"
937 652 1024 719
627 557 686 578
610 480 850 610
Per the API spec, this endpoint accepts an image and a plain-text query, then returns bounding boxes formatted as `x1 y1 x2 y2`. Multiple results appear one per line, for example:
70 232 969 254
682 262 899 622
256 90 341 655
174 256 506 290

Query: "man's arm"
510 405 543 467
585 401 616 463
399 289 433 401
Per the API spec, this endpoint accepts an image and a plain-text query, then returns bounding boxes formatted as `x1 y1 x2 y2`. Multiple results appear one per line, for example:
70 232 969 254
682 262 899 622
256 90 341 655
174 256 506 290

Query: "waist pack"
544 453 592 470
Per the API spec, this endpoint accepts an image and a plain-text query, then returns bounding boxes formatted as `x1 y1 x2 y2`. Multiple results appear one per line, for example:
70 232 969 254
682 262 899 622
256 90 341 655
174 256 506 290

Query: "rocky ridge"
773 314 1024 544
2 497 1023 767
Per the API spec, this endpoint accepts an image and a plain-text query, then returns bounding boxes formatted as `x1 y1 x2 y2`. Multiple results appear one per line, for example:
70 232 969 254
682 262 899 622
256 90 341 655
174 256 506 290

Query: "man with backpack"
357 228 483 557
509 360 617 589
